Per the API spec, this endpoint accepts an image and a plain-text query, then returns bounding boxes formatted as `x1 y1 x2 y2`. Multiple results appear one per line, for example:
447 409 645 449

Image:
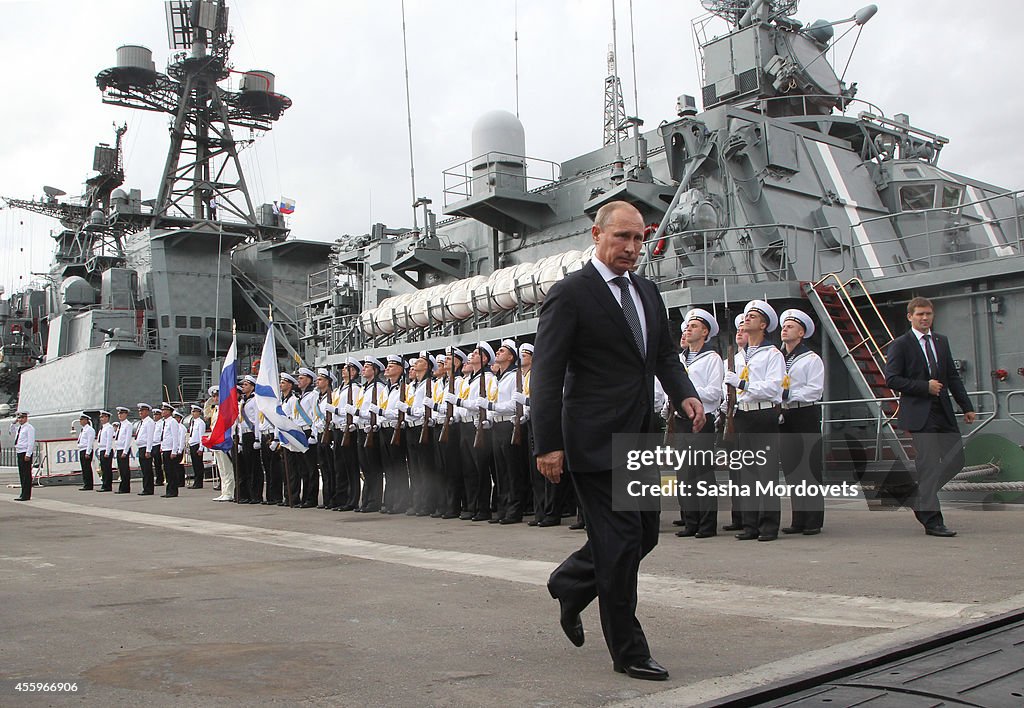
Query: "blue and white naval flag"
254 325 308 453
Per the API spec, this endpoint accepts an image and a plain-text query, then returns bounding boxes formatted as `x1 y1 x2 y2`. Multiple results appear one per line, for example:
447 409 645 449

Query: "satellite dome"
472 110 526 165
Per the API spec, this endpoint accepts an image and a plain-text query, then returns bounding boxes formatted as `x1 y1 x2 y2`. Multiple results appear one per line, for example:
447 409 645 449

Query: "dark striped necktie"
613 276 645 356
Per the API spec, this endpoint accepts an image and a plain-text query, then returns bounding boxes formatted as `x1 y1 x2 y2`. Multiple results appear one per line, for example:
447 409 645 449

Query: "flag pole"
230 320 240 503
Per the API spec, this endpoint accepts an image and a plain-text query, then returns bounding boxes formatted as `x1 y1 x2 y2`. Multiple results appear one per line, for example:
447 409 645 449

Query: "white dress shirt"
13 422 36 456
77 424 96 453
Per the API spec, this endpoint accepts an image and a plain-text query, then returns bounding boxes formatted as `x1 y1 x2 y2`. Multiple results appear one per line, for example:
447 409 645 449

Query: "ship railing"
442 152 561 208
752 95 887 119
821 390 997 465
849 189 1024 278
1005 391 1024 431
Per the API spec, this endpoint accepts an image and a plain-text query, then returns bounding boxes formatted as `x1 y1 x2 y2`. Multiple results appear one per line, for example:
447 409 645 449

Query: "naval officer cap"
499 339 519 361
297 367 316 380
780 309 815 339
520 342 534 355
683 308 720 338
476 341 496 363
137 402 152 410
280 372 299 385
172 409 184 419
744 299 779 333
190 404 203 412
161 401 174 411
99 410 111 417
116 406 130 414
79 411 91 419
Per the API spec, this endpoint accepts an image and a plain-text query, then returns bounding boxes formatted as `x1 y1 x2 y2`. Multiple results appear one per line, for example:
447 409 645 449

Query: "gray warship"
2 0 1022 496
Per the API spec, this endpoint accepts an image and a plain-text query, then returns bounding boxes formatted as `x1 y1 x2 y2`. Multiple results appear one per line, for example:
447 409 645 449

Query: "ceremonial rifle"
419 367 433 445
439 347 455 444
473 348 488 449
341 378 354 447
724 344 737 444
391 376 407 446
365 378 377 449
512 366 523 446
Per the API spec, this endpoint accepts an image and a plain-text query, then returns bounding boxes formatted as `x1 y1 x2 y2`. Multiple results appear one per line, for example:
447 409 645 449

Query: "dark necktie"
922 334 939 378
613 276 645 356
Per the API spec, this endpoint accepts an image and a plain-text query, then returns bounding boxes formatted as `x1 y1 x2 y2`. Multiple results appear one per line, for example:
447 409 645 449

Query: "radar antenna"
95 0 292 241
603 45 627 147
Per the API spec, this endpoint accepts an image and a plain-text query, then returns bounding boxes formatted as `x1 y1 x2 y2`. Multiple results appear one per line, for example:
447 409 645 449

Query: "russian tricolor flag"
277 196 296 215
202 335 239 452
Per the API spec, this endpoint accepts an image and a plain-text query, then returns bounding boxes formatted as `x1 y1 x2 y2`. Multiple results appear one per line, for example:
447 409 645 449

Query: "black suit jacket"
884 329 973 432
531 261 699 473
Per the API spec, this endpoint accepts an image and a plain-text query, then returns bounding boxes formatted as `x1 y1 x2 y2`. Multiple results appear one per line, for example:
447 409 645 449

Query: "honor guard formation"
12 299 971 542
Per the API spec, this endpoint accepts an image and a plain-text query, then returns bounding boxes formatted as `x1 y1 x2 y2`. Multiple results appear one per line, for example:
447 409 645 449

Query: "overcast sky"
1 0 1021 296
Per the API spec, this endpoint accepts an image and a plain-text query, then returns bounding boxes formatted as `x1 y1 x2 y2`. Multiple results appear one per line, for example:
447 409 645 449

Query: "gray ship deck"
3 478 1023 707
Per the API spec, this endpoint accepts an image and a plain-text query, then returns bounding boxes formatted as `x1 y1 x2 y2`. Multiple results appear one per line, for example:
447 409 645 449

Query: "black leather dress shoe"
78 487 93 491
499 517 522 525
300 502 316 509
695 531 717 538
441 513 459 519
549 589 584 647
137 491 153 496
723 523 742 531
568 522 586 530
429 512 443 518
802 528 821 536
757 534 778 542
537 518 560 527
675 528 697 537
471 514 491 522
671 519 685 527
614 657 669 681
527 520 540 527
925 525 957 537
735 531 758 540
96 489 111 493
14 496 30 501
781 526 804 534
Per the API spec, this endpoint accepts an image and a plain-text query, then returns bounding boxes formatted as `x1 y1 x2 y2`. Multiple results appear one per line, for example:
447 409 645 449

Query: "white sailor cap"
476 341 496 362
780 309 815 339
450 348 468 364
79 411 92 419
208 385 219 396
683 308 720 338
115 406 130 414
385 354 406 369
363 355 384 370
734 313 745 330
316 367 336 384
296 366 316 380
345 356 361 369
190 404 203 412
499 339 519 360
280 372 299 385
743 299 779 333
435 353 447 365
99 410 112 417
137 402 151 410
519 343 534 355
172 409 185 419
418 350 436 367
241 374 257 385
161 401 174 411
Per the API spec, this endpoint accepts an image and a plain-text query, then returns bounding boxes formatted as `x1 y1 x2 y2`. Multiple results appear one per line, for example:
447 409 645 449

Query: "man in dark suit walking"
884 296 975 536
532 201 704 681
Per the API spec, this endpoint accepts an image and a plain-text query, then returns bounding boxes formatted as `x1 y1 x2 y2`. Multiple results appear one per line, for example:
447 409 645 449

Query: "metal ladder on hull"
805 275 913 465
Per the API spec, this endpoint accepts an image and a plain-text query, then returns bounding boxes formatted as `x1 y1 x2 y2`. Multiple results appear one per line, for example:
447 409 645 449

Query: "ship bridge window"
941 184 963 209
175 315 187 329
899 183 935 211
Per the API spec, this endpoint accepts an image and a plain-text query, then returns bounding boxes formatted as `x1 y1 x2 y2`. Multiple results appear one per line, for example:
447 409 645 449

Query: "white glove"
512 391 527 405
443 391 458 406
345 403 359 416
253 440 261 450
518 415 528 425
367 403 381 416
724 370 741 388
307 433 316 444
348 424 358 432
396 401 410 414
465 396 486 411
480 419 493 430
269 441 280 451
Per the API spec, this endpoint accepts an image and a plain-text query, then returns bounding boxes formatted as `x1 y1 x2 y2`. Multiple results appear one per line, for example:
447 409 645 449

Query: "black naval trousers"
17 452 33 500
459 422 493 520
676 416 718 535
261 435 282 504
116 452 132 493
238 432 258 501
779 404 824 531
381 433 409 513
356 430 384 512
332 431 360 509
437 421 464 516
99 451 114 491
493 421 527 522
734 408 781 538
189 444 206 489
300 438 319 507
138 449 154 495
405 426 428 514
282 449 303 506
161 450 178 496
152 444 164 485
79 451 94 490
317 434 335 508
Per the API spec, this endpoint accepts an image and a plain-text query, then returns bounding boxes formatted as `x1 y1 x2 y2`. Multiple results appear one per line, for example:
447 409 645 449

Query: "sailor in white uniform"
96 410 115 493
114 406 133 493
76 413 96 491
